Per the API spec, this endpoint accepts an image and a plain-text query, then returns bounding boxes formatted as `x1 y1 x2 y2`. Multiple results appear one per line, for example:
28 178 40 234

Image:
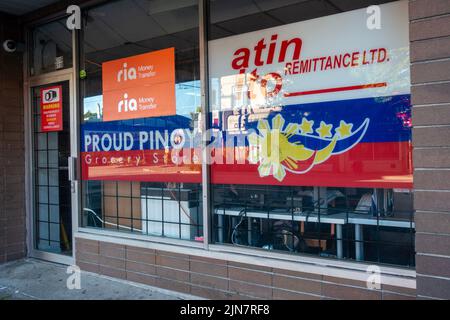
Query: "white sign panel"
208 1 410 111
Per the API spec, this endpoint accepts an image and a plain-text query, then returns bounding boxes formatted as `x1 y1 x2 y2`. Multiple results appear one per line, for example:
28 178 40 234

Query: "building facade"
0 0 450 300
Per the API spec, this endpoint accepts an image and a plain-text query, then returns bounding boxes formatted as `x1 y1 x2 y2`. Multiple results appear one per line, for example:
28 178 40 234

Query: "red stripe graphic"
284 82 387 97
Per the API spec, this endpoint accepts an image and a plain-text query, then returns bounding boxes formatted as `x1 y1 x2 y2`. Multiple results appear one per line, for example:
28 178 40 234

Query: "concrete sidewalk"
0 259 200 300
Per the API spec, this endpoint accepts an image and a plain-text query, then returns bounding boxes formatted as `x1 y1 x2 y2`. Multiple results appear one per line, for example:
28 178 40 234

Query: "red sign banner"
40 85 63 132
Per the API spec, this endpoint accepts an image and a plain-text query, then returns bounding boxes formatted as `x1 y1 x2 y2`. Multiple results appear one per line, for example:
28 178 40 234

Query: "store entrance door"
28 71 78 265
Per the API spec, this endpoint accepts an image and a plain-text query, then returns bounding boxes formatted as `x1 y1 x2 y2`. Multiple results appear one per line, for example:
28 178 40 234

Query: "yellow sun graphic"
247 114 368 182
248 114 316 182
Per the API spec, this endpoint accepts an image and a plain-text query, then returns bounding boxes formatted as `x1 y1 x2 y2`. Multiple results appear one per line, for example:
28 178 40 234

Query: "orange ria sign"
102 47 176 121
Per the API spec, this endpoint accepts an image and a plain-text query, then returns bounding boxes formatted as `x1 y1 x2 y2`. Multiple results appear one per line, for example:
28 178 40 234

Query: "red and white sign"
102 48 176 121
208 1 410 110
40 85 63 132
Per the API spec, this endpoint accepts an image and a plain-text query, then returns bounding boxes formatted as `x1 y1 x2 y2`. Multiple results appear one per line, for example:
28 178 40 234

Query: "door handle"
68 156 77 181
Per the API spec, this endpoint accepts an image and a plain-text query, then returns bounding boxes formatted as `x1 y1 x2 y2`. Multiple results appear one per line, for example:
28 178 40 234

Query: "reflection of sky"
83 80 201 120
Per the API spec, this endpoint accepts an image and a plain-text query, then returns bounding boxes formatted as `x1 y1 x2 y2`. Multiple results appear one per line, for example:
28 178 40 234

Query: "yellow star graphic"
316 121 333 138
335 120 353 138
299 118 314 135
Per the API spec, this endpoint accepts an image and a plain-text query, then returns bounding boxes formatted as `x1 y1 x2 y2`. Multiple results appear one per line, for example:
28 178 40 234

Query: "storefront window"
78 0 414 267
30 18 73 76
80 0 203 241
208 0 415 267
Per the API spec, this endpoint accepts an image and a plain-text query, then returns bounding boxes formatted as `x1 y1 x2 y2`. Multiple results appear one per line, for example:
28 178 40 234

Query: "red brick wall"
0 12 26 263
410 0 450 300
76 238 416 300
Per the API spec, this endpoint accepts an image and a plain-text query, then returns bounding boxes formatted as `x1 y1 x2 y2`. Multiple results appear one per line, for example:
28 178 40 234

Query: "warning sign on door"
40 85 63 132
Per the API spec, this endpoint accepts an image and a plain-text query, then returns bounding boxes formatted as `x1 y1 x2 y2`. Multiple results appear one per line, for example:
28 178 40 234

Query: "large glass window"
80 0 203 242
207 0 415 267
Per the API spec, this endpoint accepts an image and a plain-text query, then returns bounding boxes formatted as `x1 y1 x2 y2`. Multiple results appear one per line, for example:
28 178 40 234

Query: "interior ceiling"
0 0 59 16
33 0 396 67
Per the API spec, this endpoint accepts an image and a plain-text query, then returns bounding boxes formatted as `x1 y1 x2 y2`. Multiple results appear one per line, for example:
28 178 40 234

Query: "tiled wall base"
76 238 416 300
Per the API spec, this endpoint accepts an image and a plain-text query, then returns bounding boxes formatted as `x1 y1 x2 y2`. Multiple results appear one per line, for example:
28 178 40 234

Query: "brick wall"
0 12 26 263
76 238 416 300
410 0 450 300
